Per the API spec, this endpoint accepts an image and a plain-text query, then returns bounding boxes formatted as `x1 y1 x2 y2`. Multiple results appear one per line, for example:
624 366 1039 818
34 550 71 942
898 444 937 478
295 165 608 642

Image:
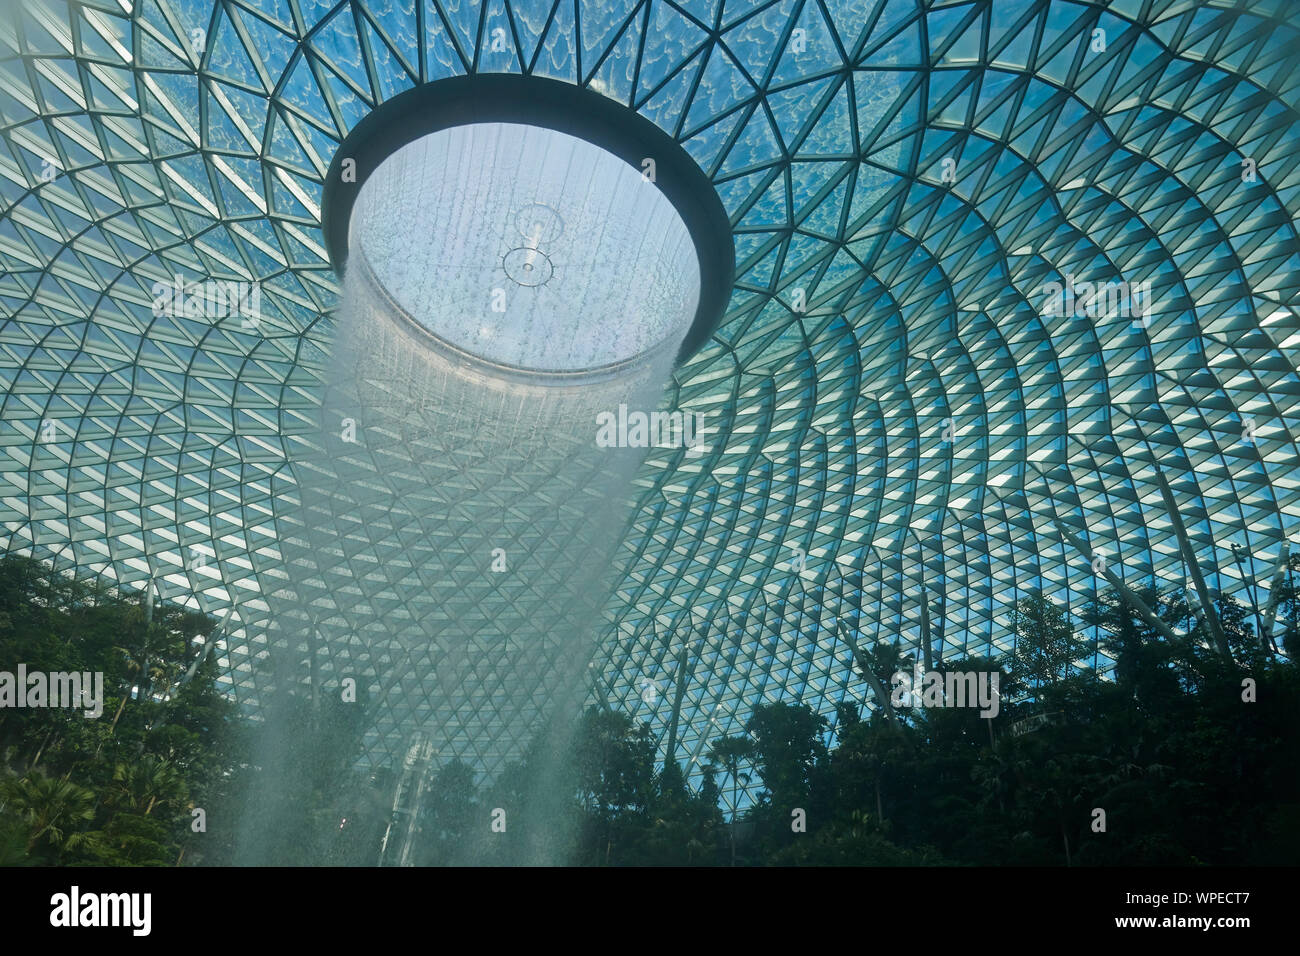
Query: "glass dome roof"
1 0 1298 808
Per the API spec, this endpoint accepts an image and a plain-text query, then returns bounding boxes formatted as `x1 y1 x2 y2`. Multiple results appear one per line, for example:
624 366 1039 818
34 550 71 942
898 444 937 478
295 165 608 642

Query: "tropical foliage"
2 551 1298 865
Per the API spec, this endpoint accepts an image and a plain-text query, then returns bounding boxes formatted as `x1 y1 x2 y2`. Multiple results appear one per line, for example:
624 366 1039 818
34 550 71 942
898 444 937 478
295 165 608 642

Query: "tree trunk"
859 659 898 727
29 729 55 770
108 692 128 735
730 777 738 866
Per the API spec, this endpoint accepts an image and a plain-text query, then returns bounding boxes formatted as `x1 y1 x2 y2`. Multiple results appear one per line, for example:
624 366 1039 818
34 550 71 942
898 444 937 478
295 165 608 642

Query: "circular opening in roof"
349 123 701 375
322 74 735 377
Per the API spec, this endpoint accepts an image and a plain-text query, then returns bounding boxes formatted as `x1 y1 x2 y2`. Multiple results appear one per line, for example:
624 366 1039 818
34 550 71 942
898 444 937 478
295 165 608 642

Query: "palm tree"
707 734 754 866
106 584 184 736
110 756 185 817
3 773 95 857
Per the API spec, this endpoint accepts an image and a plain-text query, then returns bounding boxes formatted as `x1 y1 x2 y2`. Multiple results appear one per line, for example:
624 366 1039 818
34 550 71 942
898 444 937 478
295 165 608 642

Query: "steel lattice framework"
1 0 1298 804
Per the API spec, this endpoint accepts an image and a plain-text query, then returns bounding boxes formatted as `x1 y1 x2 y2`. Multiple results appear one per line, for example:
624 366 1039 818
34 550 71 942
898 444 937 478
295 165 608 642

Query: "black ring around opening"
322 73 735 368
